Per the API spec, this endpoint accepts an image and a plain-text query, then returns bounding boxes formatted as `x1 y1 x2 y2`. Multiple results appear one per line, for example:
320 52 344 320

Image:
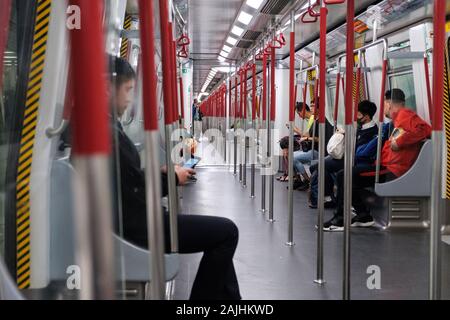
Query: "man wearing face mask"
308 100 378 209
322 89 431 231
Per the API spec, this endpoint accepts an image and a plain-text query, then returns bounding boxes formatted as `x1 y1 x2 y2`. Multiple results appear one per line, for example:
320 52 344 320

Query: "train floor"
174 166 450 300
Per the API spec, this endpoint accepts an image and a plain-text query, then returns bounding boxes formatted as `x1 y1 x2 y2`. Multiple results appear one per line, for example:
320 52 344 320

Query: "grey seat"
0 258 24 300
375 140 432 197
49 159 179 283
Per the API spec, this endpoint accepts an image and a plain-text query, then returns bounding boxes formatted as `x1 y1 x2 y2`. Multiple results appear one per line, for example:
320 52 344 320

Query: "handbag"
327 132 345 159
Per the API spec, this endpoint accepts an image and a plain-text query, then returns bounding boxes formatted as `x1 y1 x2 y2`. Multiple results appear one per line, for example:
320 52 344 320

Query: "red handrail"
262 53 268 121
289 30 295 122
159 1 174 125
139 0 158 130
345 0 355 125
319 5 327 124
69 0 110 155
353 65 362 122
432 0 445 131
179 76 185 120
423 56 433 122
0 0 12 91
252 64 257 121
333 72 341 126
270 46 276 121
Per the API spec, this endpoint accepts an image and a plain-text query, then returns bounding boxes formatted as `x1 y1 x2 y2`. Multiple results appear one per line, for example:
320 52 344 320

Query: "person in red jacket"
381 89 432 177
322 88 431 231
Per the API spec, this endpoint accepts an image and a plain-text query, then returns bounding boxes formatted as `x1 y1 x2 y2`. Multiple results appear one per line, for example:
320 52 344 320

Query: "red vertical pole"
424 56 433 122
378 60 388 123
353 65 361 122
70 1 110 155
159 1 173 125
345 2 355 127
179 76 185 120
252 64 257 121
262 54 267 121
289 30 295 122
319 6 327 124
333 73 341 127
243 70 248 120
172 39 179 122
234 75 238 118
140 0 158 131
343 0 355 300
69 0 114 299
432 0 444 131
302 80 308 118
229 78 232 119
0 0 12 91
270 46 276 121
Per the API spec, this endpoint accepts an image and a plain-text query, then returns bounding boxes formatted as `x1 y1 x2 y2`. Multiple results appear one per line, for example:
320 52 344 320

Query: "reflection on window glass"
389 72 417 112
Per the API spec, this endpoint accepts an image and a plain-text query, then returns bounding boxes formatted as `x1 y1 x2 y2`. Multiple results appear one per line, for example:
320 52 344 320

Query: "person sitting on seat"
322 88 431 231
277 135 301 182
287 101 333 191
308 100 378 209
111 57 241 300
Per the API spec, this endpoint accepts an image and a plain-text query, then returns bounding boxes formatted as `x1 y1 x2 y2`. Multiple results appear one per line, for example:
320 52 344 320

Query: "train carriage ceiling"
128 0 449 96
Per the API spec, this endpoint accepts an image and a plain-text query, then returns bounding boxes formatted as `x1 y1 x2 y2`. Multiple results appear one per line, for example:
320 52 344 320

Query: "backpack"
327 131 345 159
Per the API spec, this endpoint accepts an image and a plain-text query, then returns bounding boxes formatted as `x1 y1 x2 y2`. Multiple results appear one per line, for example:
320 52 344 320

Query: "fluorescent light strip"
226 36 238 45
231 25 244 37
222 45 232 53
238 11 253 25
246 0 265 10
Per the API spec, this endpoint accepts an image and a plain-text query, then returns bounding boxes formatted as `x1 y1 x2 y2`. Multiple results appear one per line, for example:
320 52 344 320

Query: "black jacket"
115 122 171 246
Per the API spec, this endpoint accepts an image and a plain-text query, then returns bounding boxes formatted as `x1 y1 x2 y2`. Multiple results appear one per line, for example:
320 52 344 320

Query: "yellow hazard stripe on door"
15 0 52 289
120 15 132 59
443 39 450 199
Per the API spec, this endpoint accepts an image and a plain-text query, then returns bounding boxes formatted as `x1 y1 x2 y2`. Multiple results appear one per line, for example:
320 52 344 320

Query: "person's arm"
392 114 432 150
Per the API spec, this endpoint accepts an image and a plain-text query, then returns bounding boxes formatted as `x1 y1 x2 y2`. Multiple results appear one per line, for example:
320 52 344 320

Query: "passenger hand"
175 166 196 185
390 139 400 152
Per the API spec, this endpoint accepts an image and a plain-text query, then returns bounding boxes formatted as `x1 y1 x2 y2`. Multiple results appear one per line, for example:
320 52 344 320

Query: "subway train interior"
1 0 450 302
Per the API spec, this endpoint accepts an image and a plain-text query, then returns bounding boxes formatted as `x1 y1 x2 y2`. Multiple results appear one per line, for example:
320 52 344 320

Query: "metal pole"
287 11 296 246
139 0 166 299
243 67 248 188
343 0 354 300
268 44 275 223
429 0 445 300
239 69 243 182
314 2 327 285
234 75 238 175
69 0 115 299
251 62 257 198
260 52 268 213
160 1 179 254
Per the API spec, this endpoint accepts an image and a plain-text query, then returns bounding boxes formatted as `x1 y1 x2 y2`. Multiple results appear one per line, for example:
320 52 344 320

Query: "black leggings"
163 213 241 300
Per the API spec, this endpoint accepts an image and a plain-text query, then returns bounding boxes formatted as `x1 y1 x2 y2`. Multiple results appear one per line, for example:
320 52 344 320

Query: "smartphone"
183 157 200 169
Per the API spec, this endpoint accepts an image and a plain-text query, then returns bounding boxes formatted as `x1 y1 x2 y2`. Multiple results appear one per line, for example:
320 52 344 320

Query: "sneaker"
351 214 375 227
322 215 344 232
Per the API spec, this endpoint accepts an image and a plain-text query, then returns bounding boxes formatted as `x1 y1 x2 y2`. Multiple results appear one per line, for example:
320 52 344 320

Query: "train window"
388 72 417 112
1 2 19 259
388 41 413 70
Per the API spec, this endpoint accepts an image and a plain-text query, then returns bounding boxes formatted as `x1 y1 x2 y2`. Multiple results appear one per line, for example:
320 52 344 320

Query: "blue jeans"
293 150 317 175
